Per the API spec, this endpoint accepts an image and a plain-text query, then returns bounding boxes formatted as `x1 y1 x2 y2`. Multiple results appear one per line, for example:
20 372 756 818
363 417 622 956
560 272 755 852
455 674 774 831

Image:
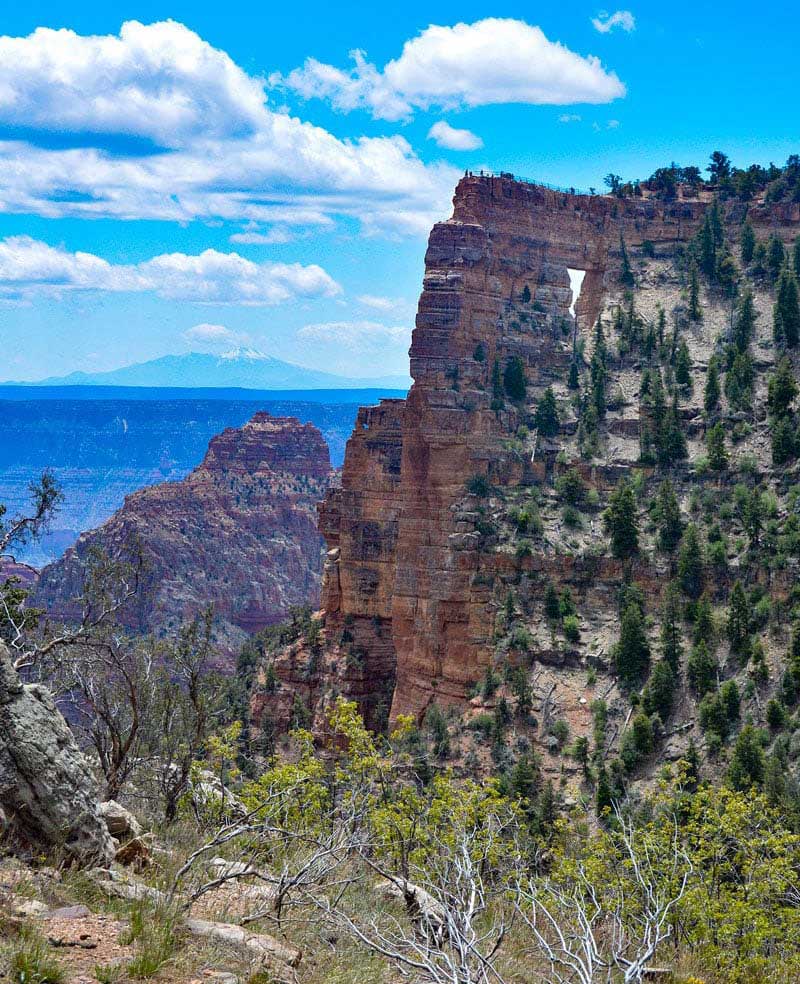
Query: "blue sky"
0 1 797 381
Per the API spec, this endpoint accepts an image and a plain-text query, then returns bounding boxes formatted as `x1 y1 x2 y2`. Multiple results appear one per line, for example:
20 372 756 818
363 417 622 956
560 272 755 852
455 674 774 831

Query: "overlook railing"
464 169 594 197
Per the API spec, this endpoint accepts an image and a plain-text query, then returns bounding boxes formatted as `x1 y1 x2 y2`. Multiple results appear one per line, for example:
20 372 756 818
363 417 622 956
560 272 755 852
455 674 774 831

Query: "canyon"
35 413 332 659
251 173 800 786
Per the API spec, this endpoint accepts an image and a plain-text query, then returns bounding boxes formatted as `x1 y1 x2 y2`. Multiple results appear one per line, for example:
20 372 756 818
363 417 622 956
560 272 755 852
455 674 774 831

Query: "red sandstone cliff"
250 175 800 767
35 413 331 659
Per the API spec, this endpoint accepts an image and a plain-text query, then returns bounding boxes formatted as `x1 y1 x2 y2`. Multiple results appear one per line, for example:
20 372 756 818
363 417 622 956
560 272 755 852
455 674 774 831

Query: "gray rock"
0 641 115 867
100 800 143 840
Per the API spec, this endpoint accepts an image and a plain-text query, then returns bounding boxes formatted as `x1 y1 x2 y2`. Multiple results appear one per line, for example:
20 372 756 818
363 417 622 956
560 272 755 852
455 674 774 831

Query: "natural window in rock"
567 268 586 318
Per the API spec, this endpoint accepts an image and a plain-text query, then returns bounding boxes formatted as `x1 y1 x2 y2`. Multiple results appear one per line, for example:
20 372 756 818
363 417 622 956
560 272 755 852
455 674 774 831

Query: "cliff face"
35 413 331 659
252 174 800 785
278 177 708 727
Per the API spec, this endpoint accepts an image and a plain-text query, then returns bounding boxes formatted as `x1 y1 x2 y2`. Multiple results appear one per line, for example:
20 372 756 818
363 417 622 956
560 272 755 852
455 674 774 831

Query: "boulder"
0 642 115 867
100 800 143 840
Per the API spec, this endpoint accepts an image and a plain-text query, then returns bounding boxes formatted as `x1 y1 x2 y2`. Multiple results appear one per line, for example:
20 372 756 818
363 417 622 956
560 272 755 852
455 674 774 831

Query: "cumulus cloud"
0 21 459 236
427 121 483 151
183 323 249 349
0 21 266 149
0 235 340 304
274 18 625 121
592 10 636 33
559 113 582 123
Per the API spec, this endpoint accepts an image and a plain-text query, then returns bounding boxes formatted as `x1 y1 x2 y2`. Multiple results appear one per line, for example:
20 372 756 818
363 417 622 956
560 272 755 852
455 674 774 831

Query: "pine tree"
656 306 666 349
794 235 800 280
707 422 728 470
675 339 692 388
687 639 718 695
698 212 717 278
614 600 651 686
543 581 561 622
704 357 721 413
741 221 756 265
725 350 754 411
568 357 580 390
693 594 715 646
774 267 800 349
728 725 766 790
657 392 687 465
772 416 796 465
643 659 676 721
727 580 751 659
733 290 757 353
534 386 559 435
603 478 640 559
768 356 798 416
688 261 702 320
768 234 786 281
678 523 705 599
660 583 683 673
619 233 634 287
503 356 527 401
655 479 683 552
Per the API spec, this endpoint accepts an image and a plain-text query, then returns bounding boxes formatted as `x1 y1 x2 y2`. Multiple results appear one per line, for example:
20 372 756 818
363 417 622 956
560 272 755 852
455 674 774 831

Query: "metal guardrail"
464 169 594 196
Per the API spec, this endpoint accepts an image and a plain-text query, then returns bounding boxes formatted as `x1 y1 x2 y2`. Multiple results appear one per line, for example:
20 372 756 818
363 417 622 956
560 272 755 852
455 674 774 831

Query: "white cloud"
183 323 249 350
0 235 341 305
298 320 412 375
274 18 625 121
0 21 266 149
427 121 483 151
0 21 459 236
229 226 297 245
559 113 582 123
592 10 636 33
357 294 406 312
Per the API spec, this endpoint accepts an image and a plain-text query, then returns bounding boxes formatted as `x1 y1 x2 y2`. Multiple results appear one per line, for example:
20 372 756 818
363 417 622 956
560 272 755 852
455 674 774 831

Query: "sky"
0 1 797 382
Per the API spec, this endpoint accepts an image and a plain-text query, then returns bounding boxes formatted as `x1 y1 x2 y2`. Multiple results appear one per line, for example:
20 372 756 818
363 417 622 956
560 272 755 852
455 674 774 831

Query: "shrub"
563 614 580 643
8 927 66 984
466 474 491 497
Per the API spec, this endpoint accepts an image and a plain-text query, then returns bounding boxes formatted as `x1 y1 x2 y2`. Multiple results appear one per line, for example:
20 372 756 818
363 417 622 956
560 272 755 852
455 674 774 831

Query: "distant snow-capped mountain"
4 350 411 390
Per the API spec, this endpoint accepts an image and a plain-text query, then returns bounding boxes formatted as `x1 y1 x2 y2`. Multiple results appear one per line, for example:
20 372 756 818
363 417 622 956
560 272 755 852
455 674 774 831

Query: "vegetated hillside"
249 164 800 813
34 413 332 661
0 394 384 565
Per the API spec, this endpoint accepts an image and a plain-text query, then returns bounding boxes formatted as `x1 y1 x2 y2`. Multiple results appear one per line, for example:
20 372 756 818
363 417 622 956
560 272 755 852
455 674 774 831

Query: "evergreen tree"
728 725 766 789
767 356 798 416
693 594 715 646
675 339 692 388
733 290 757 353
698 212 717 278
743 486 764 549
678 523 705 599
727 580 751 659
660 583 683 673
704 357 721 413
655 479 683 552
725 350 755 411
603 478 640 559
656 306 666 348
614 600 651 686
534 386 559 435
774 267 800 349
688 261 702 320
741 221 756 265
687 639 718 695
657 392 688 465
643 659 676 721
543 581 561 622
794 235 800 280
772 416 796 465
568 357 580 390
520 284 532 303
768 234 786 281
707 422 728 470
619 233 634 287
503 356 527 402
